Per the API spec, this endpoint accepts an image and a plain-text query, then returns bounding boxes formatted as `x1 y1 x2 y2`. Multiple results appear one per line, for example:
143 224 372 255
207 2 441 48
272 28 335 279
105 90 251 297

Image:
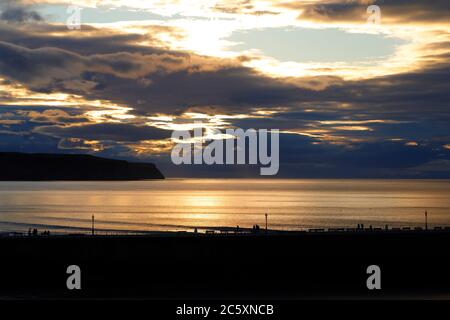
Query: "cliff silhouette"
0 152 165 180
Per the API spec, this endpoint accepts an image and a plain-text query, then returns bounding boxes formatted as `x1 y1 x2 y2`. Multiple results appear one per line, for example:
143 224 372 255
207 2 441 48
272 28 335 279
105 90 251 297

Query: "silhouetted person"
194 228 198 234
32 228 38 236
28 228 32 236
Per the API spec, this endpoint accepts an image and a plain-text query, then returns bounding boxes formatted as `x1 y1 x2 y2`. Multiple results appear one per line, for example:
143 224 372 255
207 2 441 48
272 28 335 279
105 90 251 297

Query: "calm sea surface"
1 179 450 234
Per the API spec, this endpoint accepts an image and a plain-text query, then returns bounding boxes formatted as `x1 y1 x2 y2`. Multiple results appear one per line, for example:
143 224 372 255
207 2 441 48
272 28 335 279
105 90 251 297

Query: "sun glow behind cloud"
31 0 450 80
1 0 449 177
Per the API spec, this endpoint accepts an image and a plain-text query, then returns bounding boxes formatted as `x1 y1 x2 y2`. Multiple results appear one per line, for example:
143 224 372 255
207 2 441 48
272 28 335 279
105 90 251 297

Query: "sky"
0 0 449 178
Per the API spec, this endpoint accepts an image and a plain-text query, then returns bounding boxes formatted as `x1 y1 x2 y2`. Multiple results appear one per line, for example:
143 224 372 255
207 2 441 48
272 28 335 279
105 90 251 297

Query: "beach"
1 230 450 299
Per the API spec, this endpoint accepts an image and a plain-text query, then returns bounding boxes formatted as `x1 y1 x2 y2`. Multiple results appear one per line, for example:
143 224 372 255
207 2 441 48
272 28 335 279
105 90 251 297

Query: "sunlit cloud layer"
18 0 450 79
0 0 449 177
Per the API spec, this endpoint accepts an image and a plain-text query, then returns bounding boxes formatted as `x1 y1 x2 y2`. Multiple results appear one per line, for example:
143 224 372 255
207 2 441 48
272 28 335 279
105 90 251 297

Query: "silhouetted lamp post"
265 212 268 233
92 214 95 236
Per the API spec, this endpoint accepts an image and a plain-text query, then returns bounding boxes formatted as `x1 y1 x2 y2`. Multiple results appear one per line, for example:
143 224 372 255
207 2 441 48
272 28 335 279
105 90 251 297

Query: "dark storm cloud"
1 24 449 133
335 65 450 126
34 123 172 142
0 130 60 154
1 30 449 144
0 23 184 55
153 133 450 178
0 7 42 23
78 68 309 116
274 133 450 178
212 0 279 16
24 109 90 124
231 63 450 139
0 11 449 177
0 0 43 23
0 107 94 147
2 24 303 113
0 40 197 93
0 20 447 123
0 26 312 113
283 0 450 24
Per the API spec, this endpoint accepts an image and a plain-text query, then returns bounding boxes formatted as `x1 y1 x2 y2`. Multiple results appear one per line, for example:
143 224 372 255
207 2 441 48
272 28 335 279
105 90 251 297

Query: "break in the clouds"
0 0 449 178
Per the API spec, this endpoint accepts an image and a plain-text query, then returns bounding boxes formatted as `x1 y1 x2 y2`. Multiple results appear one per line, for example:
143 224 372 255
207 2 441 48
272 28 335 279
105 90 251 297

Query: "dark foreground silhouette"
0 152 164 180
1 230 449 299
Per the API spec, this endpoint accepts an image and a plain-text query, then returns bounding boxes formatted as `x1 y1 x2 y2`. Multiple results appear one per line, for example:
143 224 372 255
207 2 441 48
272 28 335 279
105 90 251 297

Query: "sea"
1 179 449 234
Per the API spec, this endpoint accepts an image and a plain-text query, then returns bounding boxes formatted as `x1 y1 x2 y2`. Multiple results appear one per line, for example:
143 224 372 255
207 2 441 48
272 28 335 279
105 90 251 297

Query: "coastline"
2 223 450 237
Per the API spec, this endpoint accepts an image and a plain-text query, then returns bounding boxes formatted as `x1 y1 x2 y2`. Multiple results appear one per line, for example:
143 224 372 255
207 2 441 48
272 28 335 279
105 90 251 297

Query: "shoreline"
2 224 450 238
